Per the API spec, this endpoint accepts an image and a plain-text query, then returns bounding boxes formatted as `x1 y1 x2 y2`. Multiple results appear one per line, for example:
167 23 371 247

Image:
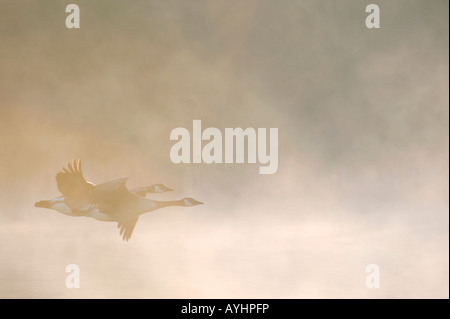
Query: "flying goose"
35 160 203 241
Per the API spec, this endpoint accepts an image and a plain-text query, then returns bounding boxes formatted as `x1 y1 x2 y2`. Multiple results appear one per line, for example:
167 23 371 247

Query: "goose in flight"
35 160 203 241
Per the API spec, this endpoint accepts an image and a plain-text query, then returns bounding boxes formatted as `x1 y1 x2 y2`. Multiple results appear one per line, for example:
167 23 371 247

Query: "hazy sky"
0 0 448 298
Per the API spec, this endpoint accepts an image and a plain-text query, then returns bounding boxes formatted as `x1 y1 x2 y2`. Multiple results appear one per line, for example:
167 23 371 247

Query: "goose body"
35 160 203 241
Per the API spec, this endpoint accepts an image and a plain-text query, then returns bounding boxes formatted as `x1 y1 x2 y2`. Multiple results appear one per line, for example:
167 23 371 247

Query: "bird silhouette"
35 160 203 241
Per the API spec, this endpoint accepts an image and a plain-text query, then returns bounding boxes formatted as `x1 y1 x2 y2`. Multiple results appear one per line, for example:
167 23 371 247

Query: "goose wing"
91 177 138 218
56 159 94 209
93 177 129 194
91 177 131 206
117 217 139 241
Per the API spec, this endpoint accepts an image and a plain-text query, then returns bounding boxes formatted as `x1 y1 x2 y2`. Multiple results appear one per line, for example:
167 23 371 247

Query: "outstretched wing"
91 177 138 218
117 217 138 241
56 159 94 209
93 177 129 195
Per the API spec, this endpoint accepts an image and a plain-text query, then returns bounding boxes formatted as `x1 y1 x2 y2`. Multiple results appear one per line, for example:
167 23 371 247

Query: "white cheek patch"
183 199 192 206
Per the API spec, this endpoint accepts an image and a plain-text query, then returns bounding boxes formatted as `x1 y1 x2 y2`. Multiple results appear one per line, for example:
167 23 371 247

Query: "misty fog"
0 0 448 298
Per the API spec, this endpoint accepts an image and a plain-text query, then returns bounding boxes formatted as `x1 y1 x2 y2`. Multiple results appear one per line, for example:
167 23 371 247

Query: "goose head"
148 184 173 193
181 197 203 206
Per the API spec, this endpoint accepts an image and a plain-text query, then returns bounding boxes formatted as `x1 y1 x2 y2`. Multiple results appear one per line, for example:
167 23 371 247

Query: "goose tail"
35 200 51 208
